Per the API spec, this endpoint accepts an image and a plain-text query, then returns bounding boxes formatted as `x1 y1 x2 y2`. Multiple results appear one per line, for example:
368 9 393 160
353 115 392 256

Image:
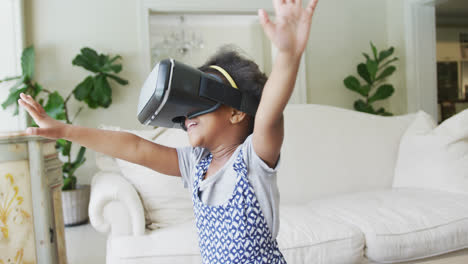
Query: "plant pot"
61 184 90 227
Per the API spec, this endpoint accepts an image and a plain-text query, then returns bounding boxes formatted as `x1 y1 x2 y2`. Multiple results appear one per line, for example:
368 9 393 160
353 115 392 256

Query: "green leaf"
368 84 395 104
84 97 99 109
370 42 378 62
379 57 398 70
72 47 101 73
109 64 122 73
73 76 94 100
91 74 112 108
81 47 99 62
357 63 372 84
108 55 122 65
375 107 393 116
366 59 378 81
362 53 371 62
72 55 99 73
32 83 43 98
76 146 86 161
344 76 369 97
67 147 86 178
376 66 396 82
100 56 123 73
44 92 67 120
361 85 371 96
8 78 25 93
73 147 86 169
21 46 35 80
97 54 108 67
0 76 21 83
1 85 27 110
378 47 394 62
105 73 128 85
55 139 72 156
62 175 77 190
354 99 375 114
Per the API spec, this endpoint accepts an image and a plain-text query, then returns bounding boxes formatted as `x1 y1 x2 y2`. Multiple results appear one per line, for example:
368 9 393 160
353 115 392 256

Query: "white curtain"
0 0 25 132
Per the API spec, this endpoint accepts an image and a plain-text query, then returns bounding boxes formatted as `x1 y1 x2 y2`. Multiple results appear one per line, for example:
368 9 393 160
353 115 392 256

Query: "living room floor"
65 223 106 264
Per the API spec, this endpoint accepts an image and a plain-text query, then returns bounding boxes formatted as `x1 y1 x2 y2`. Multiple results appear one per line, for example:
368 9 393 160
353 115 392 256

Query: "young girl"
18 0 319 262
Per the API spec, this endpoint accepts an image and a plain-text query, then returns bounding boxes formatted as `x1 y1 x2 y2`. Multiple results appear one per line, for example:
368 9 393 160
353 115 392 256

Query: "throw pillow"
109 127 194 229
393 109 468 193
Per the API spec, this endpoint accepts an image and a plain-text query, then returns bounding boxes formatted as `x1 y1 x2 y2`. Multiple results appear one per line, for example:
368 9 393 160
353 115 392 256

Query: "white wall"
0 0 24 132
24 0 146 184
24 0 408 184
386 0 408 115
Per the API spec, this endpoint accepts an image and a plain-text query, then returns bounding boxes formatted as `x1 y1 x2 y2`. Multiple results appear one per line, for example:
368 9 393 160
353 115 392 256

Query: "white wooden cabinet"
0 132 67 264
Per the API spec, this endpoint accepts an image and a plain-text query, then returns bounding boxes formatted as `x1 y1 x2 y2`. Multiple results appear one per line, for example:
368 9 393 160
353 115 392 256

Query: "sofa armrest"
88 171 145 237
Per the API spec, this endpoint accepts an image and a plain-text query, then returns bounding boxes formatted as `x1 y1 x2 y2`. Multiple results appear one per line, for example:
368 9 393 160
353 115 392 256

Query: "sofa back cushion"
278 104 415 204
97 104 416 225
97 125 193 229
393 110 468 193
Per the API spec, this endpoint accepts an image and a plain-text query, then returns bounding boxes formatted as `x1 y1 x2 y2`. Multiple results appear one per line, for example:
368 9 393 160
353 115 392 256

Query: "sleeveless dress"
192 150 287 264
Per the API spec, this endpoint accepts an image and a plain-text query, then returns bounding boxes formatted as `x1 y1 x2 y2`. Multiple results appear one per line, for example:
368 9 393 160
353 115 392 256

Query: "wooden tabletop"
0 131 54 144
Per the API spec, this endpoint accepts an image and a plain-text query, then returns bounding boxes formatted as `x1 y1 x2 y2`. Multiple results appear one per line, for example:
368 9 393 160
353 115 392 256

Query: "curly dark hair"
198 45 268 134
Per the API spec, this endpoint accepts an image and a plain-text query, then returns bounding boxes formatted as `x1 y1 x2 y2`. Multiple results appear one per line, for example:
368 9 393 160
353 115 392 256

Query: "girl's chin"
188 134 202 147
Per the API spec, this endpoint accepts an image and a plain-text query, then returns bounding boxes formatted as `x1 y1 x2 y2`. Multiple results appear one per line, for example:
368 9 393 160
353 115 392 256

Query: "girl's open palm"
18 93 67 139
259 0 319 57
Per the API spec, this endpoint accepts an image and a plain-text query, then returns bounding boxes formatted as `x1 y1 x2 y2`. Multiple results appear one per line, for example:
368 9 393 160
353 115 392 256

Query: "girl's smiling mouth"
185 120 198 131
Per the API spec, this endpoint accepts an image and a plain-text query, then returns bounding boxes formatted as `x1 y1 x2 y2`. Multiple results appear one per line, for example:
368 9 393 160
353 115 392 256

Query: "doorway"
435 0 468 123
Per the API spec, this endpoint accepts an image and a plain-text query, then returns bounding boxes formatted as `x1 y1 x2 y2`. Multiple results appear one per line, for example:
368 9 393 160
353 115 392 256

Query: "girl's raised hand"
259 0 319 58
18 93 67 139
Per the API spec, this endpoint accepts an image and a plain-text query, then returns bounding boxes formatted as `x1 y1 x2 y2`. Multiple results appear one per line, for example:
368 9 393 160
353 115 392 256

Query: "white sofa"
88 104 468 264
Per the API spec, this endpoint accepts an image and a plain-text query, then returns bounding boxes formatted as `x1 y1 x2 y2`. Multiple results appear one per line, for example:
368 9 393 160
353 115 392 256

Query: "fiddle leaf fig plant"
72 47 128 109
1 46 128 190
1 46 42 115
343 42 398 116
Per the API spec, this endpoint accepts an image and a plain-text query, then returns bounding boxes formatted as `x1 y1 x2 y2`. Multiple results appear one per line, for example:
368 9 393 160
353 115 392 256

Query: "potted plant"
1 46 128 226
343 42 398 116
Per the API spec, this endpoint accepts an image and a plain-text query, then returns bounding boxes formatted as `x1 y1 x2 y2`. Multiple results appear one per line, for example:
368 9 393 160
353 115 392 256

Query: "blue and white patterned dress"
192 150 286 264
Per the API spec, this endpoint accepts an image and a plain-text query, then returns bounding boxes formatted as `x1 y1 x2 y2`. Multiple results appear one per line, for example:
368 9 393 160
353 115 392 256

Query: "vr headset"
137 59 259 130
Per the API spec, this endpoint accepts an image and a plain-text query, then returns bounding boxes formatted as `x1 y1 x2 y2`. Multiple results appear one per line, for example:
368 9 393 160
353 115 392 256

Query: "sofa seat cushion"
108 205 365 264
307 188 468 263
278 205 364 264
108 220 201 263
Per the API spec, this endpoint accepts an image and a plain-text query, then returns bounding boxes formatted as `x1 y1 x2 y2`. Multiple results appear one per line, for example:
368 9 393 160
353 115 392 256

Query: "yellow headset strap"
209 65 238 89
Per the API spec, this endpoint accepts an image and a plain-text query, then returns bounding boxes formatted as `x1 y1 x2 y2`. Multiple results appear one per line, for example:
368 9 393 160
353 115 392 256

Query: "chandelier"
151 15 204 64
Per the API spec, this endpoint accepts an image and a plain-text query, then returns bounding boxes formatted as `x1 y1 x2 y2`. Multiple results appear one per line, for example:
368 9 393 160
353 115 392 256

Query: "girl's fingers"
306 0 319 15
258 9 276 40
18 99 39 120
20 93 44 114
19 93 38 113
18 98 39 116
273 0 282 13
22 93 43 113
26 127 57 139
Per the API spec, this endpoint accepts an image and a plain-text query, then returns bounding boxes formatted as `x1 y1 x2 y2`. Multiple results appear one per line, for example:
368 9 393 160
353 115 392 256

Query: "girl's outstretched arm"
18 93 181 176
253 0 319 168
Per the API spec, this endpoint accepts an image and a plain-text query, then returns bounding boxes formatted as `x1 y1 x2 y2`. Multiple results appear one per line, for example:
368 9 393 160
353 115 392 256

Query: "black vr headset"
137 59 259 130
